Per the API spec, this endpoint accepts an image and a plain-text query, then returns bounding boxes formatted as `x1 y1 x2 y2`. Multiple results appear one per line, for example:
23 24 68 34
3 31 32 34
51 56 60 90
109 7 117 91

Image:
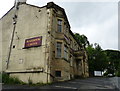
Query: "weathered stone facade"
0 2 89 83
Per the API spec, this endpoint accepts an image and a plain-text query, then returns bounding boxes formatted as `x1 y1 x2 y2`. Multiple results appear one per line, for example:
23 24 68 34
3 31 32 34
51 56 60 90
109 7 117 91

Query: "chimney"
14 0 27 6
47 2 55 9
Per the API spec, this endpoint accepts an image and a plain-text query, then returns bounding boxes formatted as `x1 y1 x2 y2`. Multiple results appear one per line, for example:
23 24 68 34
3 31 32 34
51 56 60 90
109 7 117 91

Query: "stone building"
0 1 89 83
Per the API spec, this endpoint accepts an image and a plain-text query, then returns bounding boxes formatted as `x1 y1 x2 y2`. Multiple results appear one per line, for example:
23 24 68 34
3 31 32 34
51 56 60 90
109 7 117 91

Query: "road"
2 77 120 91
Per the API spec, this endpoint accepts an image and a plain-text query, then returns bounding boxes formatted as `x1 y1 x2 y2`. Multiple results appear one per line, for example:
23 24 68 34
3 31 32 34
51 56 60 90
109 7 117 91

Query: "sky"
0 0 119 50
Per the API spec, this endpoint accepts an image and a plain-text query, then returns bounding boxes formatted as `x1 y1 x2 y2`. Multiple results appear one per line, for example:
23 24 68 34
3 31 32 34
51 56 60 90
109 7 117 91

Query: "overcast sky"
0 0 119 50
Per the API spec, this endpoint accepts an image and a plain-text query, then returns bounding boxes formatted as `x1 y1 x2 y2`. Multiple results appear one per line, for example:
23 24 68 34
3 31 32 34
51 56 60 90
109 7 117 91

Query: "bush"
0 73 2 83
2 73 24 84
28 77 33 85
103 71 108 77
115 71 120 77
2 73 52 86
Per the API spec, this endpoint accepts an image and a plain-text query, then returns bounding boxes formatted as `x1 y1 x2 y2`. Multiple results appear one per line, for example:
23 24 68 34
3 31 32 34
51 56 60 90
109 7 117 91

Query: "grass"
28 77 52 86
0 73 2 83
2 73 52 86
2 73 25 85
29 82 52 86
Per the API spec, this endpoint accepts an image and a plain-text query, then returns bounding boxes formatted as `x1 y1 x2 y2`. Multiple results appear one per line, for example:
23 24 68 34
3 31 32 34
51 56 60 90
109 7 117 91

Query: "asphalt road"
2 77 120 91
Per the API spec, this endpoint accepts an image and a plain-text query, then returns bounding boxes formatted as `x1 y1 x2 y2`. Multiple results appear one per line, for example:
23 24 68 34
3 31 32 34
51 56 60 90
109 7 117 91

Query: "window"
55 71 61 77
56 42 62 58
64 45 68 60
57 19 62 32
70 55 73 66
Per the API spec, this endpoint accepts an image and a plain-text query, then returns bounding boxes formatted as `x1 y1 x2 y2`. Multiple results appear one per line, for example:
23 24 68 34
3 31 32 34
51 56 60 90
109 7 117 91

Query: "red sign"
24 36 42 48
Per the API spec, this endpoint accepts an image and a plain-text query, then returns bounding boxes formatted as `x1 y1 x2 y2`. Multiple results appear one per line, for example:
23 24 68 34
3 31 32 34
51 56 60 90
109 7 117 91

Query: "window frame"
64 45 68 60
57 19 63 32
56 42 62 58
70 54 73 67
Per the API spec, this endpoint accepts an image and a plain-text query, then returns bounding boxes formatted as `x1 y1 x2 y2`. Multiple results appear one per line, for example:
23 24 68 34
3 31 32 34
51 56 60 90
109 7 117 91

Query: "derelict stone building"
0 1 89 83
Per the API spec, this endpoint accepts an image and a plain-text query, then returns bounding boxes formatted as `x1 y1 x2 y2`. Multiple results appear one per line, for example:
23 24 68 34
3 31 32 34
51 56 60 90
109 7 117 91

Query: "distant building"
0 1 89 83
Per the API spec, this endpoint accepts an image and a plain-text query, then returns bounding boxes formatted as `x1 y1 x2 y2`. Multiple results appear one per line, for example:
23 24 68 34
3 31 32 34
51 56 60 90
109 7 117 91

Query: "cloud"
0 0 14 18
0 0 118 50
58 2 118 50
72 14 118 50
62 2 117 26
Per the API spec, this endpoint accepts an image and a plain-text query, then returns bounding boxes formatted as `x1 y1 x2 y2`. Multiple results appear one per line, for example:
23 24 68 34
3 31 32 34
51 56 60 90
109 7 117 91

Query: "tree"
86 43 108 76
104 50 120 76
74 33 89 48
74 33 120 77
86 44 95 76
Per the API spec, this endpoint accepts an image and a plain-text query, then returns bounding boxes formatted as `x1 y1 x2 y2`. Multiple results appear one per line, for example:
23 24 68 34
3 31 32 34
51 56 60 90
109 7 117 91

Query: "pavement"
1 77 120 91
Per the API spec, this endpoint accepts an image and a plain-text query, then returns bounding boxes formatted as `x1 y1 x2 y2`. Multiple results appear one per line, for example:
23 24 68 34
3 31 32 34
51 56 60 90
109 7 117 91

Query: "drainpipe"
46 8 51 83
6 21 16 69
6 2 19 70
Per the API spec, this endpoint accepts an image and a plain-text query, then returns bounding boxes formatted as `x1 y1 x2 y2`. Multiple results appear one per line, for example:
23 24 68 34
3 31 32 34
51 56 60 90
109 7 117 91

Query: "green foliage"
2 73 52 85
74 32 120 77
74 33 89 48
27 78 52 86
103 71 108 77
34 82 52 86
2 73 24 84
28 77 33 85
86 43 109 76
86 45 95 76
116 72 120 77
104 50 120 76
0 73 2 83
74 33 108 76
